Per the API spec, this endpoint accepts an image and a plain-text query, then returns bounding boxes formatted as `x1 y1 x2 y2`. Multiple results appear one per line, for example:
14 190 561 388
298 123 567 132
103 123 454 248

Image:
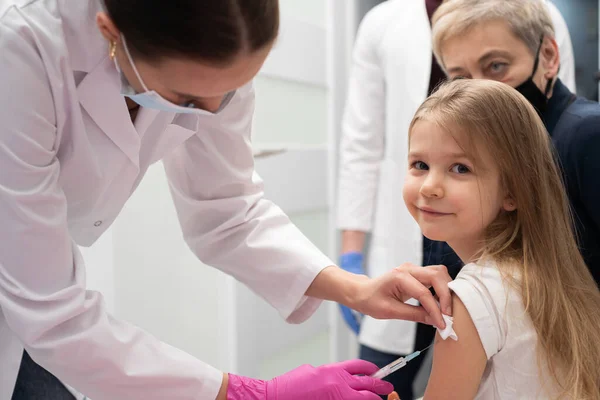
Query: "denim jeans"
360 322 436 400
11 351 75 400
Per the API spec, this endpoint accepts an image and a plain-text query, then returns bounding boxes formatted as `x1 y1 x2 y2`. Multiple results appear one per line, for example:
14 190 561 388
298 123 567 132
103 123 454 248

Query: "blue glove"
338 252 365 335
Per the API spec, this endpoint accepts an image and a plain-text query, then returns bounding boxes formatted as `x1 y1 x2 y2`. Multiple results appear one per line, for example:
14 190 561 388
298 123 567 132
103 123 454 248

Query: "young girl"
402 79 600 399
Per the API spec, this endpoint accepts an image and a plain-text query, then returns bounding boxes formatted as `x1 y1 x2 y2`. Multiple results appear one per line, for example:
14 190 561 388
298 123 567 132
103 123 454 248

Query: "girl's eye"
412 161 429 170
451 164 470 174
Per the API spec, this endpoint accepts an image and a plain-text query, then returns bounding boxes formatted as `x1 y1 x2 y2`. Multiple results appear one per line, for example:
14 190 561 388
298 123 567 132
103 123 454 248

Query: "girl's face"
402 120 515 263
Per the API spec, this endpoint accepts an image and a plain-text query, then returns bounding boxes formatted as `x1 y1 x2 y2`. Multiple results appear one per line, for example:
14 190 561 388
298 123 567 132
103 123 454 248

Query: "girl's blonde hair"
410 79 600 399
431 0 555 72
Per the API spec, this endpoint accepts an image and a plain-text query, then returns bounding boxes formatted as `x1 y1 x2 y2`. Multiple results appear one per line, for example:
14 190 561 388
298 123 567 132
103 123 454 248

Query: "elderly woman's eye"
489 62 508 74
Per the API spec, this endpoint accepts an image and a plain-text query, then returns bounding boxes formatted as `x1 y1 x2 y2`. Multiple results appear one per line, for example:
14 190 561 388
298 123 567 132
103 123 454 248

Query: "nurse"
0 0 452 399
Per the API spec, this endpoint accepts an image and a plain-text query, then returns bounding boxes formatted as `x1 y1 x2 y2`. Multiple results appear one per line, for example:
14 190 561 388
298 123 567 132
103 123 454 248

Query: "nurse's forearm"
341 230 366 253
216 373 228 400
305 266 367 309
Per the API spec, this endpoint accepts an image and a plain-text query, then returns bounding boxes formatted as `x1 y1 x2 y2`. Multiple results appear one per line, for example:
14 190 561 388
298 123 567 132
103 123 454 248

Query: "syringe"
370 344 432 380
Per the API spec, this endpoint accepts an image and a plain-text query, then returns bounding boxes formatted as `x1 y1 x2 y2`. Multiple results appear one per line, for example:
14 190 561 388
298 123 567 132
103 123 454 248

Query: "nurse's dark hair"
102 0 279 64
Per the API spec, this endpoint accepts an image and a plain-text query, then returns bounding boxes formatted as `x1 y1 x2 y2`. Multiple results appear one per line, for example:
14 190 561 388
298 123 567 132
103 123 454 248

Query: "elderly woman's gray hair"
431 0 555 71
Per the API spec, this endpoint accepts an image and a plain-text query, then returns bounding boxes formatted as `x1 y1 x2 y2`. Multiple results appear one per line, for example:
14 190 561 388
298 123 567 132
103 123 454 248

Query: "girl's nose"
419 172 444 198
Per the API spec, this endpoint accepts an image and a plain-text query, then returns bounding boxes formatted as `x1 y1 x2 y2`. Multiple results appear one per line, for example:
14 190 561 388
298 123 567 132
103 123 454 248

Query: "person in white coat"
336 0 575 398
0 1 456 399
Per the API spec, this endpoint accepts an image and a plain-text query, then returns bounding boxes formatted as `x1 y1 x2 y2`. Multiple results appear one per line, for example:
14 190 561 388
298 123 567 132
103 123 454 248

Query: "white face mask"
115 35 234 114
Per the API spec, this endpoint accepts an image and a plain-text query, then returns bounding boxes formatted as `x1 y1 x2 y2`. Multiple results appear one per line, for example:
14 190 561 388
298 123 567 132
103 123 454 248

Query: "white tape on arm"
438 314 458 341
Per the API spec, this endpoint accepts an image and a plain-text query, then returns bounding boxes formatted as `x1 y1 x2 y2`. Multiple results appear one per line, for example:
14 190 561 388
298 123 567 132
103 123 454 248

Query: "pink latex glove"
227 359 393 400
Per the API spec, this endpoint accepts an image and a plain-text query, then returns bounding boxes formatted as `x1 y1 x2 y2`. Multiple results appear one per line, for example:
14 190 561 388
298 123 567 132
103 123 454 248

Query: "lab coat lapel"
77 56 141 167
139 111 200 166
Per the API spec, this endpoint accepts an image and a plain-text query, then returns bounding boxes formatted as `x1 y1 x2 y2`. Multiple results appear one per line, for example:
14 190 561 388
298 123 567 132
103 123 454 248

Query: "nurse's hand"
354 263 453 329
307 263 452 330
226 360 393 399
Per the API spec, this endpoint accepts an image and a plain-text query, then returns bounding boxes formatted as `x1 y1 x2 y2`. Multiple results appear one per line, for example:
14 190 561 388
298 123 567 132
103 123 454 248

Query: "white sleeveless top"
448 263 562 399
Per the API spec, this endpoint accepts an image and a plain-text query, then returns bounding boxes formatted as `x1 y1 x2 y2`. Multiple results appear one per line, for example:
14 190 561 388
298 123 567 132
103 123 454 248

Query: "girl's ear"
503 195 517 212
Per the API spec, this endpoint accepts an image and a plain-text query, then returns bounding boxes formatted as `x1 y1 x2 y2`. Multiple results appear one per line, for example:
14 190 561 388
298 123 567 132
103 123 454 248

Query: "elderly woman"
432 0 599 286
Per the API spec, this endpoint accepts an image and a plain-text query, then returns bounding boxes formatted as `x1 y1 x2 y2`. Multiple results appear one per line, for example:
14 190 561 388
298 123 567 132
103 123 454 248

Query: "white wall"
279 0 326 27
110 164 229 370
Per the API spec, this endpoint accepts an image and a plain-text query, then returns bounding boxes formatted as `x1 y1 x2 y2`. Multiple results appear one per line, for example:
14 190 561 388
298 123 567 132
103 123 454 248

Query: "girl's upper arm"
423 294 488 400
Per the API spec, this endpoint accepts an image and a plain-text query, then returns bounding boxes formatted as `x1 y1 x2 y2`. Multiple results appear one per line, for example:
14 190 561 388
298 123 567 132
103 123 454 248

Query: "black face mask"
515 38 552 116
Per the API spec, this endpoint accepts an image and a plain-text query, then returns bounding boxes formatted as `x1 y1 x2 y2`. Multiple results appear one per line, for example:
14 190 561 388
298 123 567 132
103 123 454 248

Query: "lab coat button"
94 220 102 227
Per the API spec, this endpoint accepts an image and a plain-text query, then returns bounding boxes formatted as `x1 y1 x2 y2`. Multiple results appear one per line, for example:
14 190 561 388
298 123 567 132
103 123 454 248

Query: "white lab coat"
0 0 333 399
336 0 575 356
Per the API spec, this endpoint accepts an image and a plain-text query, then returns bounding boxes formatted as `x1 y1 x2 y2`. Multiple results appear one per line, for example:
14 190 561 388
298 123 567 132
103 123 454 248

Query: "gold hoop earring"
109 41 117 60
